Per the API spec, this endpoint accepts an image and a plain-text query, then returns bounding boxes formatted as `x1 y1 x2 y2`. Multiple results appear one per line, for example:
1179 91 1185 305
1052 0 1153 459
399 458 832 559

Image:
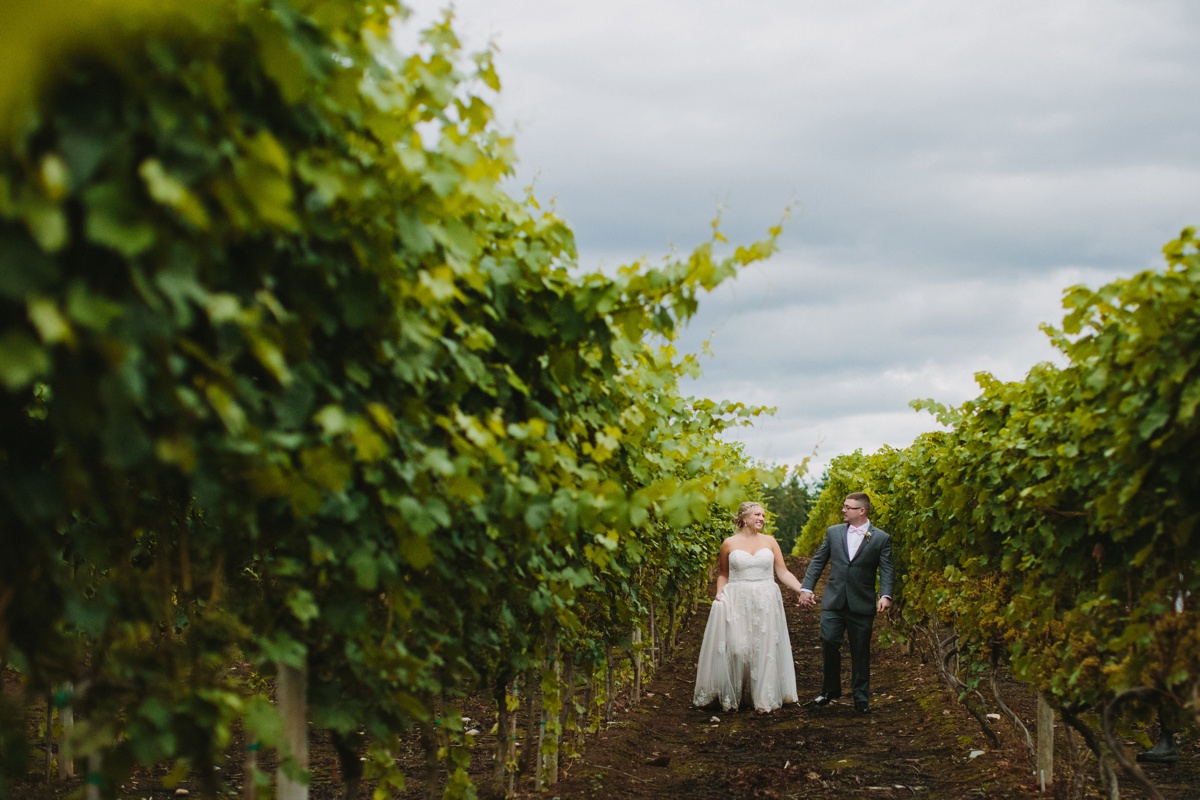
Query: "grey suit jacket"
801 523 894 615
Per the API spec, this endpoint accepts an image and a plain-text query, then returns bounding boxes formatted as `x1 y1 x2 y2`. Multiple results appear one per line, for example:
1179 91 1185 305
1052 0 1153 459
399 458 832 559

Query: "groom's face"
842 499 867 526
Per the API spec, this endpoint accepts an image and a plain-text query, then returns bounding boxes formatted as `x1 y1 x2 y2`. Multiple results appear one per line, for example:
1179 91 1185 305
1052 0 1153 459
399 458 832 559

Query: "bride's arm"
714 540 731 600
771 538 804 594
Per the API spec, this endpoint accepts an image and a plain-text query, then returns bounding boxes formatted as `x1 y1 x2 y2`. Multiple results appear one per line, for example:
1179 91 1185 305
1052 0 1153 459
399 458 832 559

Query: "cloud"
402 0 1200 478
673 260 1124 475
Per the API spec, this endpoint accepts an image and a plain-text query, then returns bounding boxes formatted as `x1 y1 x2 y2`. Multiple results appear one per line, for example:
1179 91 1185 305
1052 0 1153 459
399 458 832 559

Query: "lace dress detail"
693 549 798 712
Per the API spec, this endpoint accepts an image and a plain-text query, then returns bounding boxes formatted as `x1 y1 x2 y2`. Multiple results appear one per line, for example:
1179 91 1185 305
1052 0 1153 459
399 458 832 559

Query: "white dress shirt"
847 522 869 560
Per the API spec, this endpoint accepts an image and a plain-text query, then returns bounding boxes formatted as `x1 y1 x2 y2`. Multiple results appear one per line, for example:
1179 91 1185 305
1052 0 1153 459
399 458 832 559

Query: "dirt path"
545 558 1038 799
9 559 1196 798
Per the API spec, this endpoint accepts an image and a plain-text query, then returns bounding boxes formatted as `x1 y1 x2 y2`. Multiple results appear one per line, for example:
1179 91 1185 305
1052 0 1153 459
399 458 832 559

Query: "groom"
799 492 894 713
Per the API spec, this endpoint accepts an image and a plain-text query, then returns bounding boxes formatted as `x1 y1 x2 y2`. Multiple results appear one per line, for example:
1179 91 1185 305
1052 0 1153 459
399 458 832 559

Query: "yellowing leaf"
236 131 297 230
246 463 290 497
254 18 310 104
153 435 197 473
0 330 50 389
204 293 241 323
399 533 435 569
202 381 247 434
348 417 389 462
139 158 210 228
247 332 292 386
23 201 68 252
300 445 352 492
39 153 69 201
365 402 396 437
27 296 75 346
313 405 348 435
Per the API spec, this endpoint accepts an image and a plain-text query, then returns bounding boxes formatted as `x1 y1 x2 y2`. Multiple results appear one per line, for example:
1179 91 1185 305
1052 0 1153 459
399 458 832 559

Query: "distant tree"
763 472 814 554
794 449 899 556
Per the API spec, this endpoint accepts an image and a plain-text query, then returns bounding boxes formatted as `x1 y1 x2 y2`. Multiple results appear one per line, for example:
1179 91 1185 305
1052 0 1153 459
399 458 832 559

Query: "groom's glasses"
842 505 865 511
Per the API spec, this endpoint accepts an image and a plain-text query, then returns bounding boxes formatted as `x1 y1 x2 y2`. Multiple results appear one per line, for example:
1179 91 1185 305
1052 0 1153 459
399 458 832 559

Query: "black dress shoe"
1136 734 1179 763
855 701 871 714
814 694 838 706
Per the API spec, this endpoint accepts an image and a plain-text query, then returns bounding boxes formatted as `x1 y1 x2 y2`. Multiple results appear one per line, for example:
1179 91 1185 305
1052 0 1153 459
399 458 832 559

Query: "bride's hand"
715 591 724 602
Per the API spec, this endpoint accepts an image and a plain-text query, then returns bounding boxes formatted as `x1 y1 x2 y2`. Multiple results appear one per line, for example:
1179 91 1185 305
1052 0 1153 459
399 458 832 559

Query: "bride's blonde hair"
734 501 763 530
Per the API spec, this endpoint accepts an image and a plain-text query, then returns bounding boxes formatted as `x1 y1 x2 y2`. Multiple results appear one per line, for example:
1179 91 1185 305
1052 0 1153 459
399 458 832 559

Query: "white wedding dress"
693 548 798 711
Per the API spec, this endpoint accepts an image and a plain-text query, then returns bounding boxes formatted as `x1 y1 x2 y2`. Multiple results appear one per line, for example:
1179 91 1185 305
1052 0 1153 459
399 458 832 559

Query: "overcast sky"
402 0 1200 479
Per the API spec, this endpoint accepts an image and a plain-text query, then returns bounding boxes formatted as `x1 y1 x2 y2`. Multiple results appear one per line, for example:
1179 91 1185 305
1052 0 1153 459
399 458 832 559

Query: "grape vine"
800 230 1200 794
0 1 786 796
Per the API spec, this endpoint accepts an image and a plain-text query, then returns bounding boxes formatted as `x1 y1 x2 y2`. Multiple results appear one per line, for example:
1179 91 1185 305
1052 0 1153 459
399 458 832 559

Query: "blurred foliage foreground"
0 0 793 796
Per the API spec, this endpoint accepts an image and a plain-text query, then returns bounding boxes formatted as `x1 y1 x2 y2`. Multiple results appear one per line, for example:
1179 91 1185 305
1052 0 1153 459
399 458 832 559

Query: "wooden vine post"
506 684 519 798
519 667 537 776
44 696 52 779
57 685 74 780
1036 694 1054 790
631 624 643 703
277 660 309 800
604 645 615 725
244 742 260 800
538 630 562 787
559 656 576 759
86 754 101 800
493 678 519 798
648 603 658 667
493 679 509 797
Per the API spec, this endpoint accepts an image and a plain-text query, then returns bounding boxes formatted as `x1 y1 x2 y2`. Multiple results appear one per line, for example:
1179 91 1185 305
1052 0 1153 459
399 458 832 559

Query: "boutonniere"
863 529 873 542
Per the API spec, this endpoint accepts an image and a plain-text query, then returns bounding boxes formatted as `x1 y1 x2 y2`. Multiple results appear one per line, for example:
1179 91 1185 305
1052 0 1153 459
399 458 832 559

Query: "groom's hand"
877 597 891 613
798 590 815 607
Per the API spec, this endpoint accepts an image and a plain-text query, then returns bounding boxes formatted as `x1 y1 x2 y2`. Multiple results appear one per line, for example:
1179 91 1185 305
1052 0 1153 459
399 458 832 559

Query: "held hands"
794 589 888 611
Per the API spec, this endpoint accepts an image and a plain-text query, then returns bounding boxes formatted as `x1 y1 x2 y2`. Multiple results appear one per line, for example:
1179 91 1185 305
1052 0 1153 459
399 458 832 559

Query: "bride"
693 501 805 713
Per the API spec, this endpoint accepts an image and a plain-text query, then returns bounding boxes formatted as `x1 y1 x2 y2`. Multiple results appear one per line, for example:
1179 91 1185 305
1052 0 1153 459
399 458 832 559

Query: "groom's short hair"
846 492 872 514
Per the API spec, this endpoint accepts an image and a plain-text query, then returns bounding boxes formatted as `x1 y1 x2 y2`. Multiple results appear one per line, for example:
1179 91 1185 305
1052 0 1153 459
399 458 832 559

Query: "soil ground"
7 557 1197 799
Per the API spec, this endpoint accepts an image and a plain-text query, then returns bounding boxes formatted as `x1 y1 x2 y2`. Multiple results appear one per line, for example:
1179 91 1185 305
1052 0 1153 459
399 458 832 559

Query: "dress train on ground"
693 548 798 712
